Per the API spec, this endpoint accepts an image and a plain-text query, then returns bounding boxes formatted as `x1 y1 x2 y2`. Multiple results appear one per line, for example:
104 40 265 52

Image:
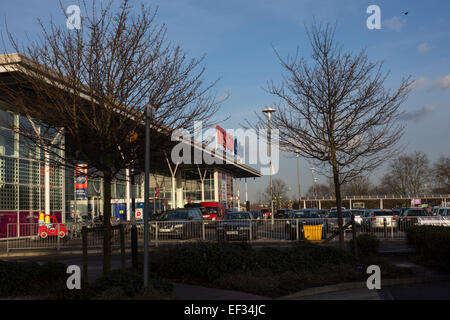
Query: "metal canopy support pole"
197 166 207 202
237 179 241 211
245 178 248 202
165 153 179 210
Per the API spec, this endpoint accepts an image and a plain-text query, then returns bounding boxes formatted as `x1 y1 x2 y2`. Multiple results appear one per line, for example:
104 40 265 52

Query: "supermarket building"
0 54 261 238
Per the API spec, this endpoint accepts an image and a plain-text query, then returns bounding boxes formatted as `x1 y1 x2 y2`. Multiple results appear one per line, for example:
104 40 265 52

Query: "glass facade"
0 107 64 237
0 109 64 213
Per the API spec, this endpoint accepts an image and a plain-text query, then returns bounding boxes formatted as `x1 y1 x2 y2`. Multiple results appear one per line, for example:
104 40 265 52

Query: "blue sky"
1 0 450 202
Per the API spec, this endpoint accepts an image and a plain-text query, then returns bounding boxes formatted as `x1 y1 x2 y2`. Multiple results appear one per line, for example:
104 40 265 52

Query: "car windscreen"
328 211 351 218
373 211 394 216
223 212 251 220
201 207 219 215
405 210 428 216
166 211 189 220
288 211 305 218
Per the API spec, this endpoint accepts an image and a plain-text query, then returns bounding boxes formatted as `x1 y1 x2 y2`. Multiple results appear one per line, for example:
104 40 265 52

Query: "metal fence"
5 217 415 253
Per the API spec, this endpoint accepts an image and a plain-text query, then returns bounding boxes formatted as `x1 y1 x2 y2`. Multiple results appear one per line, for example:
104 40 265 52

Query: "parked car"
398 208 430 230
437 207 450 217
200 201 226 222
185 201 226 224
152 208 203 239
250 210 263 224
318 209 329 217
327 210 354 232
275 209 293 219
349 209 365 226
216 211 258 241
364 209 397 230
260 208 271 219
284 210 327 240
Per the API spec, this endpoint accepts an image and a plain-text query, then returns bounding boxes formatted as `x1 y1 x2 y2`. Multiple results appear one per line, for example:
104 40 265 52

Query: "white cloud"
436 75 450 90
383 16 406 31
417 42 432 54
410 77 427 90
401 105 435 122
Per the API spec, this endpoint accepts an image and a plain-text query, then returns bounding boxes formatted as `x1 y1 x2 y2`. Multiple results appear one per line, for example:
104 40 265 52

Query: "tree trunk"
331 162 344 249
102 170 112 275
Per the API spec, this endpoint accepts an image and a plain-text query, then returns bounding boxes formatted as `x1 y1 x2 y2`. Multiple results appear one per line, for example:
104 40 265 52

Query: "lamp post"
296 152 301 208
310 168 316 208
143 103 152 287
262 107 276 225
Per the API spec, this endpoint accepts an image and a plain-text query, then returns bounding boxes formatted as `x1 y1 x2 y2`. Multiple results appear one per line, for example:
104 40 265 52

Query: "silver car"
365 209 397 229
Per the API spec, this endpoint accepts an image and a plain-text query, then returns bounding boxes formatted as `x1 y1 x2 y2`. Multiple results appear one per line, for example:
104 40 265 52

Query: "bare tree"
431 155 450 193
0 0 221 273
263 178 289 209
380 151 431 195
253 22 412 248
341 175 374 196
306 182 333 197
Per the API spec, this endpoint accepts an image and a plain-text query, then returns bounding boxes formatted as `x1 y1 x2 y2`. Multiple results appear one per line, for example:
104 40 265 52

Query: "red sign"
154 187 160 198
216 125 234 152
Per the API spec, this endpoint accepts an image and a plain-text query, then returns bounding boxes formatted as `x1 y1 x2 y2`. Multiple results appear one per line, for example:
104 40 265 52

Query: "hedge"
406 226 450 269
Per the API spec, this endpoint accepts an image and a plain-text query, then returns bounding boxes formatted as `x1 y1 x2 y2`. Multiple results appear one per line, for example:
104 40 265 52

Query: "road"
379 281 450 300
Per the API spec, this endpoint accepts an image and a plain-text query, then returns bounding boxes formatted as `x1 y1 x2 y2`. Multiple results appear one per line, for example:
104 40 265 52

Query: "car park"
327 210 354 232
397 208 430 230
284 210 327 240
437 207 450 216
216 211 258 241
364 209 397 230
152 208 203 239
275 209 293 219
260 208 271 219
349 209 365 227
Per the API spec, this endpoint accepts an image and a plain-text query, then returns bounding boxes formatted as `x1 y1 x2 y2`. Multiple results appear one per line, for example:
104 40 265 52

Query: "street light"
262 107 276 225
296 152 301 207
143 103 153 287
310 168 316 208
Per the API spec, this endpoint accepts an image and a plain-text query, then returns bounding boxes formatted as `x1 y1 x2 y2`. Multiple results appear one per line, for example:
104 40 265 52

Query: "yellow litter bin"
303 225 323 243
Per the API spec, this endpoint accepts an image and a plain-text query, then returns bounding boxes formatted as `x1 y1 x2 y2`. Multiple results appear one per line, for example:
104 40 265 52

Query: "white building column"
176 170 183 208
237 179 241 211
214 170 219 202
165 153 179 210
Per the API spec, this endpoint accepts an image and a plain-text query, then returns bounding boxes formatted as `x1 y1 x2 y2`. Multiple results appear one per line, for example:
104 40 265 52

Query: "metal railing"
5 217 415 253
